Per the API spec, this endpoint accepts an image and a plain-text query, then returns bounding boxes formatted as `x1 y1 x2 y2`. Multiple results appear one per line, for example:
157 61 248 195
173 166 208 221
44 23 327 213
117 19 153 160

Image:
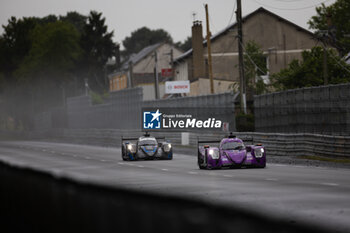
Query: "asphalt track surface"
0 141 350 232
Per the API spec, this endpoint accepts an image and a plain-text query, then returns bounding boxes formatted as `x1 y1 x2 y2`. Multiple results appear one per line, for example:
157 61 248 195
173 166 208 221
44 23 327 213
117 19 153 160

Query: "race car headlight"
127 144 136 153
254 148 264 158
208 149 220 159
163 143 172 152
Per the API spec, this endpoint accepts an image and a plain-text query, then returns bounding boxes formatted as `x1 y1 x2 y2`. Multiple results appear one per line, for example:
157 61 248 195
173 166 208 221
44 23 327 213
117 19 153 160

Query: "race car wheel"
166 153 173 160
198 152 207 169
122 145 127 161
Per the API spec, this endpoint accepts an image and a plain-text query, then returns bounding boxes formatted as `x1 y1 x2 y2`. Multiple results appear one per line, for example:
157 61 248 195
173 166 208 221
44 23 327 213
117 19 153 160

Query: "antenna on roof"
192 11 197 21
228 132 236 138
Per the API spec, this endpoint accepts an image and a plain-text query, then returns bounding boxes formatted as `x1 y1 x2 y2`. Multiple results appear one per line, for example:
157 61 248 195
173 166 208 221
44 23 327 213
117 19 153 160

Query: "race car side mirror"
246 146 252 152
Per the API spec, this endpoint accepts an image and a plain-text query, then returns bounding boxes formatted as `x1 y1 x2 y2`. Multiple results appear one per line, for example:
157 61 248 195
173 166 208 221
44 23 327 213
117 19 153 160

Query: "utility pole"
317 30 329 85
128 61 134 88
322 41 328 85
236 0 247 114
205 4 214 94
154 51 160 99
170 48 174 78
165 49 174 79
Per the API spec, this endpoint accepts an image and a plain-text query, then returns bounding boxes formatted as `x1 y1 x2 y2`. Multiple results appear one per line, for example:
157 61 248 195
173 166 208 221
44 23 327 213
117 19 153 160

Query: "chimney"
191 20 205 80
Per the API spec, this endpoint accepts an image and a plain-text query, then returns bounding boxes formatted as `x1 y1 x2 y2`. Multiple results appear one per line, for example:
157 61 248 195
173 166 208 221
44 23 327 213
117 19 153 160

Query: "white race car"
121 133 173 161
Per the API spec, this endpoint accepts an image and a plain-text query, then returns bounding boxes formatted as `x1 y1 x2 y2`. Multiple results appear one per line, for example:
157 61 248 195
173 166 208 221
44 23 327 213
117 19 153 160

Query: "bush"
90 92 104 105
236 113 254 132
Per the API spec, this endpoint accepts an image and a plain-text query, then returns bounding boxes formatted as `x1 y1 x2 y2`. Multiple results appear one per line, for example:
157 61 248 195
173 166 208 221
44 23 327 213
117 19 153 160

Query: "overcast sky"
0 0 336 48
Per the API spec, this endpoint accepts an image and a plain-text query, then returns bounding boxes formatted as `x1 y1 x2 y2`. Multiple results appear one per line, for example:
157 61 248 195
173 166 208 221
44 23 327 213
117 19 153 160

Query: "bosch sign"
165 81 190 94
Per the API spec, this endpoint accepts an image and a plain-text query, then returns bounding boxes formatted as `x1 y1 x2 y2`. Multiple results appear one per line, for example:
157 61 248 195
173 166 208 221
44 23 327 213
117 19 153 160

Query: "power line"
315 32 350 75
252 0 331 11
203 1 237 63
238 39 268 76
209 14 218 33
271 0 315 2
326 49 350 74
227 1 237 26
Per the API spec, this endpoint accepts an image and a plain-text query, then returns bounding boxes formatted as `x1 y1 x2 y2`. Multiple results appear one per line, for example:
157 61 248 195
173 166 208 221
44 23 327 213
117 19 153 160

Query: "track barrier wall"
254 83 350 135
0 158 331 233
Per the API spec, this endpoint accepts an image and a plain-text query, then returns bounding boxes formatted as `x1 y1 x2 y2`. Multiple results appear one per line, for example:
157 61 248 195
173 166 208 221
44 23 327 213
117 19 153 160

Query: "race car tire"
198 153 207 169
166 153 173 160
122 144 127 161
161 153 173 160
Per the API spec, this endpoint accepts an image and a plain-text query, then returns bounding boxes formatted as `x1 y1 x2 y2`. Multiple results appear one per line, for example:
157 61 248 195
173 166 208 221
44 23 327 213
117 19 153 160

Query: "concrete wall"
254 83 350 135
66 88 143 130
189 78 237 96
37 88 236 131
0 159 330 233
141 83 165 101
143 92 236 131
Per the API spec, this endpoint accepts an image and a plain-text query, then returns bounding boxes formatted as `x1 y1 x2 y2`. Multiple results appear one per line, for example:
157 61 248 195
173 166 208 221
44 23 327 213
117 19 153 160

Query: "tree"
0 17 39 82
243 41 268 95
16 21 82 84
60 12 87 35
176 36 192 51
308 0 350 56
271 46 350 90
0 11 116 128
122 27 173 58
39 14 58 24
80 11 117 92
13 21 82 126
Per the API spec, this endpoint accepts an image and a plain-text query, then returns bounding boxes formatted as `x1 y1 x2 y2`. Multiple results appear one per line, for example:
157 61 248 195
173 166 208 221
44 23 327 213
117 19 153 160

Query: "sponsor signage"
222 122 229 132
161 68 173 77
142 108 225 131
165 81 190 94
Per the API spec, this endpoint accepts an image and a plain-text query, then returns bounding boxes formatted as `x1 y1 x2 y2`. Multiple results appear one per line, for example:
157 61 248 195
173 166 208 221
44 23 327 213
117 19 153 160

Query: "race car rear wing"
197 140 221 144
121 136 166 142
121 137 138 141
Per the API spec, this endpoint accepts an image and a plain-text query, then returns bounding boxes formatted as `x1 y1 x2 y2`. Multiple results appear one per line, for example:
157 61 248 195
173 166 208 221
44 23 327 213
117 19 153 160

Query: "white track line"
265 178 279 181
321 183 339 186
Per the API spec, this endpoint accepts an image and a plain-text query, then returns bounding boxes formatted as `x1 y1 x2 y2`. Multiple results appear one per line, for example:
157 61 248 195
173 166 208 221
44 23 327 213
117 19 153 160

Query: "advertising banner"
165 81 190 94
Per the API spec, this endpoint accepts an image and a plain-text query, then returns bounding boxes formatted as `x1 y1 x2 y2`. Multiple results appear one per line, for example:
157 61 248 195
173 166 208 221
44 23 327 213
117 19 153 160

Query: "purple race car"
197 133 266 169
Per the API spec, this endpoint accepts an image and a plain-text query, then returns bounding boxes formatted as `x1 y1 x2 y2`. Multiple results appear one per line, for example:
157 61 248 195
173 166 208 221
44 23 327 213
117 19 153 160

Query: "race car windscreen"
221 141 245 150
138 139 157 146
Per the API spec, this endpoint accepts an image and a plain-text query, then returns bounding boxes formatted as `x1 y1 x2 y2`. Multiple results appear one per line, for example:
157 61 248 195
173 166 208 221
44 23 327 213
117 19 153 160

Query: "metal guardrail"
10 129 348 158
